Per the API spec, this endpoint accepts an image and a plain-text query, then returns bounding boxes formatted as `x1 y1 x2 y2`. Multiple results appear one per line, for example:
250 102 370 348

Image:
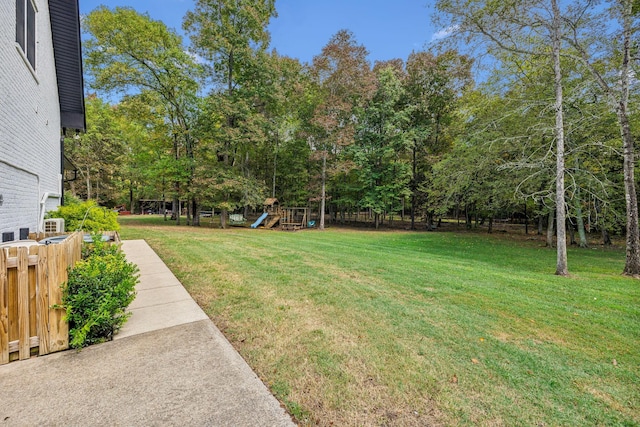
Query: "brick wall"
0 0 62 239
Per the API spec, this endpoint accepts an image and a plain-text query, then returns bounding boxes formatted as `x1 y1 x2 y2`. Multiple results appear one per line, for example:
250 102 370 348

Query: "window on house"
16 0 36 70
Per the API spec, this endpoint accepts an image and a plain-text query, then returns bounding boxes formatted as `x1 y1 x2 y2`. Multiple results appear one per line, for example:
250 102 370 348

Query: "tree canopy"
74 1 640 275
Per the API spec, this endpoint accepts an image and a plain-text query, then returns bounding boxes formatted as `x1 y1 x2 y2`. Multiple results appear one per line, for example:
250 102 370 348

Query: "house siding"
0 0 62 238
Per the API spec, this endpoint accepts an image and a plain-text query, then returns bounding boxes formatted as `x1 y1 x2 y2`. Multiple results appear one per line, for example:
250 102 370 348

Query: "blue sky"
79 0 443 65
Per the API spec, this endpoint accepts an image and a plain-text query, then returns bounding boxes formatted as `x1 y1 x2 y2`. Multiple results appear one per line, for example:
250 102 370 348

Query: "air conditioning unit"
44 218 65 233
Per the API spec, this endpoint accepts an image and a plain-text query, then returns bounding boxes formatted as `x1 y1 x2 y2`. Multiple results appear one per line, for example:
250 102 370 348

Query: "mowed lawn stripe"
119 217 639 426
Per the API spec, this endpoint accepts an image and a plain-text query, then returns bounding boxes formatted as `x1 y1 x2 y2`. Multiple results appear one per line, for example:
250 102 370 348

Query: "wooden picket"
0 232 82 364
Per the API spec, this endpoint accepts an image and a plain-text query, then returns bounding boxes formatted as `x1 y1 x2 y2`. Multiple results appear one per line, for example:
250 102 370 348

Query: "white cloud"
430 25 459 42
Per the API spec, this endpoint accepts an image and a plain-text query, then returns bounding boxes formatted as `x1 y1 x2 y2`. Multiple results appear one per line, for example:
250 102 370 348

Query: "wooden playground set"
231 198 313 231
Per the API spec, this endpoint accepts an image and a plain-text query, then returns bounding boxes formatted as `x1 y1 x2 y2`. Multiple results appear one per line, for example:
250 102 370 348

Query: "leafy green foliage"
79 1 639 263
184 0 276 88
46 199 119 232
310 30 375 229
351 65 411 226
192 164 265 212
83 6 201 220
63 237 138 348
64 96 129 204
184 0 279 225
84 7 201 97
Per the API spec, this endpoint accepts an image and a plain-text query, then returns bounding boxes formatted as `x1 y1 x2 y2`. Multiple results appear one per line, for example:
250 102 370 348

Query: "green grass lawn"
119 216 639 426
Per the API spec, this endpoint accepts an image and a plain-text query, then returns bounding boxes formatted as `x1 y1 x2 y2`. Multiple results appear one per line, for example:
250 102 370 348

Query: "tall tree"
436 0 574 275
311 30 374 230
255 52 311 204
116 92 182 217
550 0 569 274
561 0 640 276
404 50 472 229
428 86 540 233
65 95 127 205
83 7 201 224
351 64 411 228
184 0 275 95
184 0 276 227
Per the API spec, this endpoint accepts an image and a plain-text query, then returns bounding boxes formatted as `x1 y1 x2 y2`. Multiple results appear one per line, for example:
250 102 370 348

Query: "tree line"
67 0 640 276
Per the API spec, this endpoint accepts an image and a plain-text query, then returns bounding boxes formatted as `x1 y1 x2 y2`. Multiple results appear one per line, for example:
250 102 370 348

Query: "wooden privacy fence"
0 232 83 364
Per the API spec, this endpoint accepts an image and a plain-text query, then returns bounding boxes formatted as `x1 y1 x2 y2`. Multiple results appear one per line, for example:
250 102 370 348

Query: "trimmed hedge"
63 237 137 348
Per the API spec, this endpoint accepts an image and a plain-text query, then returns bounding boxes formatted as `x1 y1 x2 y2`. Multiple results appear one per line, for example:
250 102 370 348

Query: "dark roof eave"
49 0 86 132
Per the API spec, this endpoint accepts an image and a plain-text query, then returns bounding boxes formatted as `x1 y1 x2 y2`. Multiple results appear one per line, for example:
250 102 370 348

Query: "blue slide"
251 212 269 228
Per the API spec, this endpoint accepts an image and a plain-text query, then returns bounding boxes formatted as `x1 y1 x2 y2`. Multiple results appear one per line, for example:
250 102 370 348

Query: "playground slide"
251 212 269 228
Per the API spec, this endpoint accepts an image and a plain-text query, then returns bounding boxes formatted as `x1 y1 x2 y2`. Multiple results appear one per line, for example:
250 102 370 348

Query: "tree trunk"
172 129 180 225
192 199 199 226
552 0 568 275
567 0 638 274
86 167 91 200
538 214 544 235
488 216 494 234
411 142 417 230
617 4 640 274
620 112 640 274
220 210 227 229
546 208 555 248
163 184 167 221
173 195 180 225
129 184 134 215
272 129 278 198
575 186 588 248
568 220 576 245
186 198 192 226
319 151 327 231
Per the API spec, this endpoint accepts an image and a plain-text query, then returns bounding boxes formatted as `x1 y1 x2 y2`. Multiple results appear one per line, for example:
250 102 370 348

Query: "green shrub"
63 237 138 348
47 199 120 232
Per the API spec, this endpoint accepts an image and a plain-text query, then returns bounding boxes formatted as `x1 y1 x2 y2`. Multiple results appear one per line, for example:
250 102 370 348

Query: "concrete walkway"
0 240 294 427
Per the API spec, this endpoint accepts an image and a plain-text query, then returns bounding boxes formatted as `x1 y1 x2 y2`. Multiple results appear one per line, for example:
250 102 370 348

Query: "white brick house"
0 0 85 240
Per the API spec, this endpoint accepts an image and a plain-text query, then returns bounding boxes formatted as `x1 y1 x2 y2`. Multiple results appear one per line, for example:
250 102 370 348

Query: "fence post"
17 247 29 360
48 244 68 352
36 245 50 356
